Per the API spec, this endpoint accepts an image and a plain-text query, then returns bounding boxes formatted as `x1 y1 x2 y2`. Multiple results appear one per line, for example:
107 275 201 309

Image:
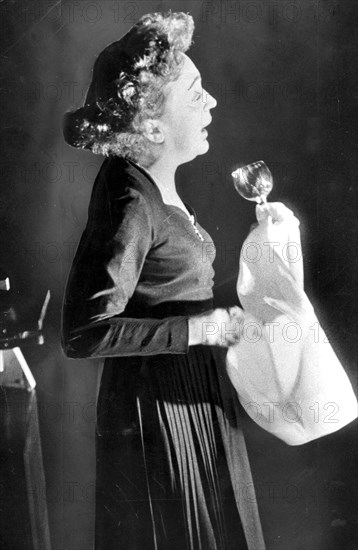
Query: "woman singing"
61 11 266 550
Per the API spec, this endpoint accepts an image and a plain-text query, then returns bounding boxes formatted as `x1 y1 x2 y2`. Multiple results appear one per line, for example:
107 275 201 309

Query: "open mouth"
202 118 212 132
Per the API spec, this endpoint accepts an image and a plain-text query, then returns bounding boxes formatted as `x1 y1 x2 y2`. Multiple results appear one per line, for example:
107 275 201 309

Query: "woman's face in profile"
158 54 217 165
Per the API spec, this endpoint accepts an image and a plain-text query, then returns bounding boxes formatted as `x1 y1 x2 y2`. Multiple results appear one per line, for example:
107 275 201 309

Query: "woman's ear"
142 119 165 144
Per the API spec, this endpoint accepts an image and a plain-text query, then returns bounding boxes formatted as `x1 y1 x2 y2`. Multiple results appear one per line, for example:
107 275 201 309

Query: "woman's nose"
203 90 217 110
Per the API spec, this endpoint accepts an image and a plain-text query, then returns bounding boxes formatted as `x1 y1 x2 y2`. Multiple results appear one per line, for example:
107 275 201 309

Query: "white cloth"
226 206 358 445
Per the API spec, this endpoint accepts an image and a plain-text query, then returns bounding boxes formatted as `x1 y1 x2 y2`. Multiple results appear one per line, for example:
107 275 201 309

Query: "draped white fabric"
226 207 358 445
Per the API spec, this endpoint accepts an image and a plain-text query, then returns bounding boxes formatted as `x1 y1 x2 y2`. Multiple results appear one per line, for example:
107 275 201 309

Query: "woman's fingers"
256 202 296 224
227 305 245 324
223 306 243 346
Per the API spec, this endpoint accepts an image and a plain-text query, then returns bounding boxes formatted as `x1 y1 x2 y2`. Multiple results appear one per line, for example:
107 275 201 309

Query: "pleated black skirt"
94 342 265 550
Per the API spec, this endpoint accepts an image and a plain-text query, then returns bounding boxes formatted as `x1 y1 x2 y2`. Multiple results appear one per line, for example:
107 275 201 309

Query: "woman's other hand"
188 306 243 347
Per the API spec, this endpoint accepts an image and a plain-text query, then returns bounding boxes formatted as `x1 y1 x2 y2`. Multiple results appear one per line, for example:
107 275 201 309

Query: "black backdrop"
1 1 357 549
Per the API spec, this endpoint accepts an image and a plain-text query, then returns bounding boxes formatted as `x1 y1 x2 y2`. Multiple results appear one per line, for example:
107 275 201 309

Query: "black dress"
61 157 265 550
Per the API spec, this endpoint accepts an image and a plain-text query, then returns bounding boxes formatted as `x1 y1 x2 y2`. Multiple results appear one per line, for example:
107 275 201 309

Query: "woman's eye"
192 91 202 102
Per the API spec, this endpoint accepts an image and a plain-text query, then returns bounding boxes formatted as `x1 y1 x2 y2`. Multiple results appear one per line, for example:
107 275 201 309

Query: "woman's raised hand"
255 202 298 225
188 306 243 347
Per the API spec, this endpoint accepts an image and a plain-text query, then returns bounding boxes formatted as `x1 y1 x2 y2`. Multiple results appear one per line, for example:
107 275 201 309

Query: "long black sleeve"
61 162 189 358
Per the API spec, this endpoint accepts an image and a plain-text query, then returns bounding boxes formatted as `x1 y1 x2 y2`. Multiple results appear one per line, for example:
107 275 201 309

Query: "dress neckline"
166 202 197 223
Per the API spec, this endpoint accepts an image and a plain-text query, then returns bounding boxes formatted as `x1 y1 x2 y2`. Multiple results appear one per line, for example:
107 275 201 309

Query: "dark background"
0 1 357 549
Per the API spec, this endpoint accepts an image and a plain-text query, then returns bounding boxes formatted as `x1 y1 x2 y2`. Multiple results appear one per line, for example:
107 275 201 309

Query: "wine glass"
232 160 273 204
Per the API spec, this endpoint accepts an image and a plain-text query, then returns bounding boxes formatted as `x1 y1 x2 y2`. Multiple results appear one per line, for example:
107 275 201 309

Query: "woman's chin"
191 142 210 160
193 142 210 160
180 140 210 164
199 138 210 154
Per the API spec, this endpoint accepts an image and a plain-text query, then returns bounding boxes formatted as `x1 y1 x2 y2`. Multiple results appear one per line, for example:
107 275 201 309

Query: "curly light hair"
63 12 194 161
